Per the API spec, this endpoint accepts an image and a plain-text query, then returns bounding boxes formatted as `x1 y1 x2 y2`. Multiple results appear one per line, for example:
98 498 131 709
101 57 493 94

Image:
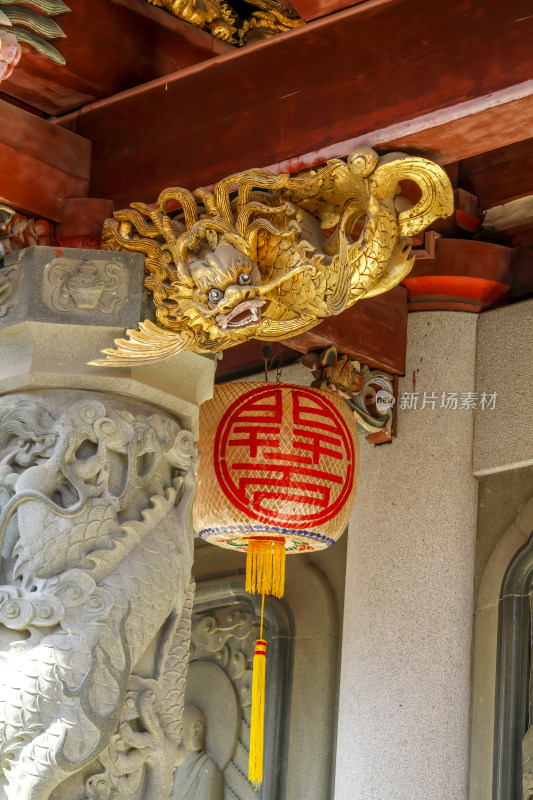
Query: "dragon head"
187 243 265 331
97 150 453 365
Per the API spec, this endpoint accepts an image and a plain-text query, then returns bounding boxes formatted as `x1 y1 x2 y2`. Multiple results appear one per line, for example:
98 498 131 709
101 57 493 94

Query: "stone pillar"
334 312 478 800
0 246 215 800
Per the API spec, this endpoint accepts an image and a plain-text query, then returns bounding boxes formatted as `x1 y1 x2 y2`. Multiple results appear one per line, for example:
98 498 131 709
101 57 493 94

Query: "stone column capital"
0 245 215 431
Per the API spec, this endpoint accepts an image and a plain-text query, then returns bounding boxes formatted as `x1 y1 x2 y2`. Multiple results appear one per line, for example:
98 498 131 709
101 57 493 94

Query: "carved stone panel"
42 258 130 315
1 246 146 328
0 390 197 800
171 580 292 800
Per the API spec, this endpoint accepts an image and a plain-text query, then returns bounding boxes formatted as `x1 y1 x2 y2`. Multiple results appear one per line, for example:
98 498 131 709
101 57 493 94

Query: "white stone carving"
171 704 223 800
185 605 260 799
0 394 196 800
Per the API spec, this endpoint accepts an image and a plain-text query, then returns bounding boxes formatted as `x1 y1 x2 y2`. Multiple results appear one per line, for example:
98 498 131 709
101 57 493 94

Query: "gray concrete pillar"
334 313 478 800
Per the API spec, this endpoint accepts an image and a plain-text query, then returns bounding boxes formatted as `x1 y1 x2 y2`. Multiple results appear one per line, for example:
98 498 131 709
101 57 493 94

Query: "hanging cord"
263 343 271 383
260 589 265 639
262 344 283 384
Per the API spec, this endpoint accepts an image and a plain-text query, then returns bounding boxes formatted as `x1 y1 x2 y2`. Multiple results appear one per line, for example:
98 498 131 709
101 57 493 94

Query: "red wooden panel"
460 138 533 209
0 100 91 220
290 0 376 22
55 0 533 207
283 286 408 375
1 0 231 115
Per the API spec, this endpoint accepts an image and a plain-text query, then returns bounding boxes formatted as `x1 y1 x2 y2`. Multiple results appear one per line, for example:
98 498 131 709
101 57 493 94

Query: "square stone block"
1 246 146 328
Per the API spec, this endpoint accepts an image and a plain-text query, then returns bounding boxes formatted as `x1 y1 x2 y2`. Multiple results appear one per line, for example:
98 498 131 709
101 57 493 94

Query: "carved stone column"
0 246 215 800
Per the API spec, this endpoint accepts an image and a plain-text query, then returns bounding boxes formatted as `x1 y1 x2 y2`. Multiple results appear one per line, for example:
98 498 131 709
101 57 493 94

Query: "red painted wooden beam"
0 100 91 221
290 0 381 23
460 138 533 210
54 0 533 208
283 286 408 375
1 0 232 116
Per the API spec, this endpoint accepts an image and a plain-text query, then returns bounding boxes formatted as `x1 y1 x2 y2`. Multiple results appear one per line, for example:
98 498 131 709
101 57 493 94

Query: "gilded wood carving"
94 148 453 367
146 0 303 45
0 0 69 69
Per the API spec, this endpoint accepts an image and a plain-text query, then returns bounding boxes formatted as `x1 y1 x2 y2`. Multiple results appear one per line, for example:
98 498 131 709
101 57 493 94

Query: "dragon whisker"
255 263 315 296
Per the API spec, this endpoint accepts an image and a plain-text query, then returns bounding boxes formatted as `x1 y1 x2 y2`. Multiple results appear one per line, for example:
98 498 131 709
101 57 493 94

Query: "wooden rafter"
0 99 91 221
52 0 533 207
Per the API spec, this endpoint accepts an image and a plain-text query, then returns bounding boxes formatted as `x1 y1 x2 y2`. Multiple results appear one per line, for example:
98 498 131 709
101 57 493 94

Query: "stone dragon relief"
93 147 453 367
0 393 197 800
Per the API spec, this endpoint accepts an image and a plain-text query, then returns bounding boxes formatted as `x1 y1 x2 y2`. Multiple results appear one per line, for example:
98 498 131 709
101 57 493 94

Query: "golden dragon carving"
146 0 303 45
92 147 453 367
0 0 69 67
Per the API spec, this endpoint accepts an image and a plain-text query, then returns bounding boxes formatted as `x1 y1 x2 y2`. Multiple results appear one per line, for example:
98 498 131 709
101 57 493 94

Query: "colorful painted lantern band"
193 382 360 554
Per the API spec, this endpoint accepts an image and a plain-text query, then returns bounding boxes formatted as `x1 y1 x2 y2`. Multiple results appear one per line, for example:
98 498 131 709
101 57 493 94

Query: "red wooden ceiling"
50 0 533 209
1 0 231 115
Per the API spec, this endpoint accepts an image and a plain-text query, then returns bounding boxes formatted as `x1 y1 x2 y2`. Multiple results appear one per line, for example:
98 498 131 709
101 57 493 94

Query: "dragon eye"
208 288 224 304
238 273 251 286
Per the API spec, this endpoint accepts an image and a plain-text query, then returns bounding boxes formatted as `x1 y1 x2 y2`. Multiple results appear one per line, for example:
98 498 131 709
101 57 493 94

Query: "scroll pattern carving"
0 264 20 319
0 394 196 800
301 347 396 436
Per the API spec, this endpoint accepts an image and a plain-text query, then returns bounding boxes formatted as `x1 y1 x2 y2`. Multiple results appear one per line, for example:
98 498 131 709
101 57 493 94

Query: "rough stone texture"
473 298 533 475
2 246 147 328
0 321 215 432
0 390 197 800
0 245 216 800
334 312 478 800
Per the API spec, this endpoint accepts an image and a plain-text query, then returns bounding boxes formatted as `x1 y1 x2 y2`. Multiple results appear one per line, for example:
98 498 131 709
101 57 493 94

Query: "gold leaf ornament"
91 148 453 367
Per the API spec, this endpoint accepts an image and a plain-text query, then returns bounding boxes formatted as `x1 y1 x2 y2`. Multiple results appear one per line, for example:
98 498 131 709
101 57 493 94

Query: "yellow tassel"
249 637 267 787
245 538 286 598
246 540 284 786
